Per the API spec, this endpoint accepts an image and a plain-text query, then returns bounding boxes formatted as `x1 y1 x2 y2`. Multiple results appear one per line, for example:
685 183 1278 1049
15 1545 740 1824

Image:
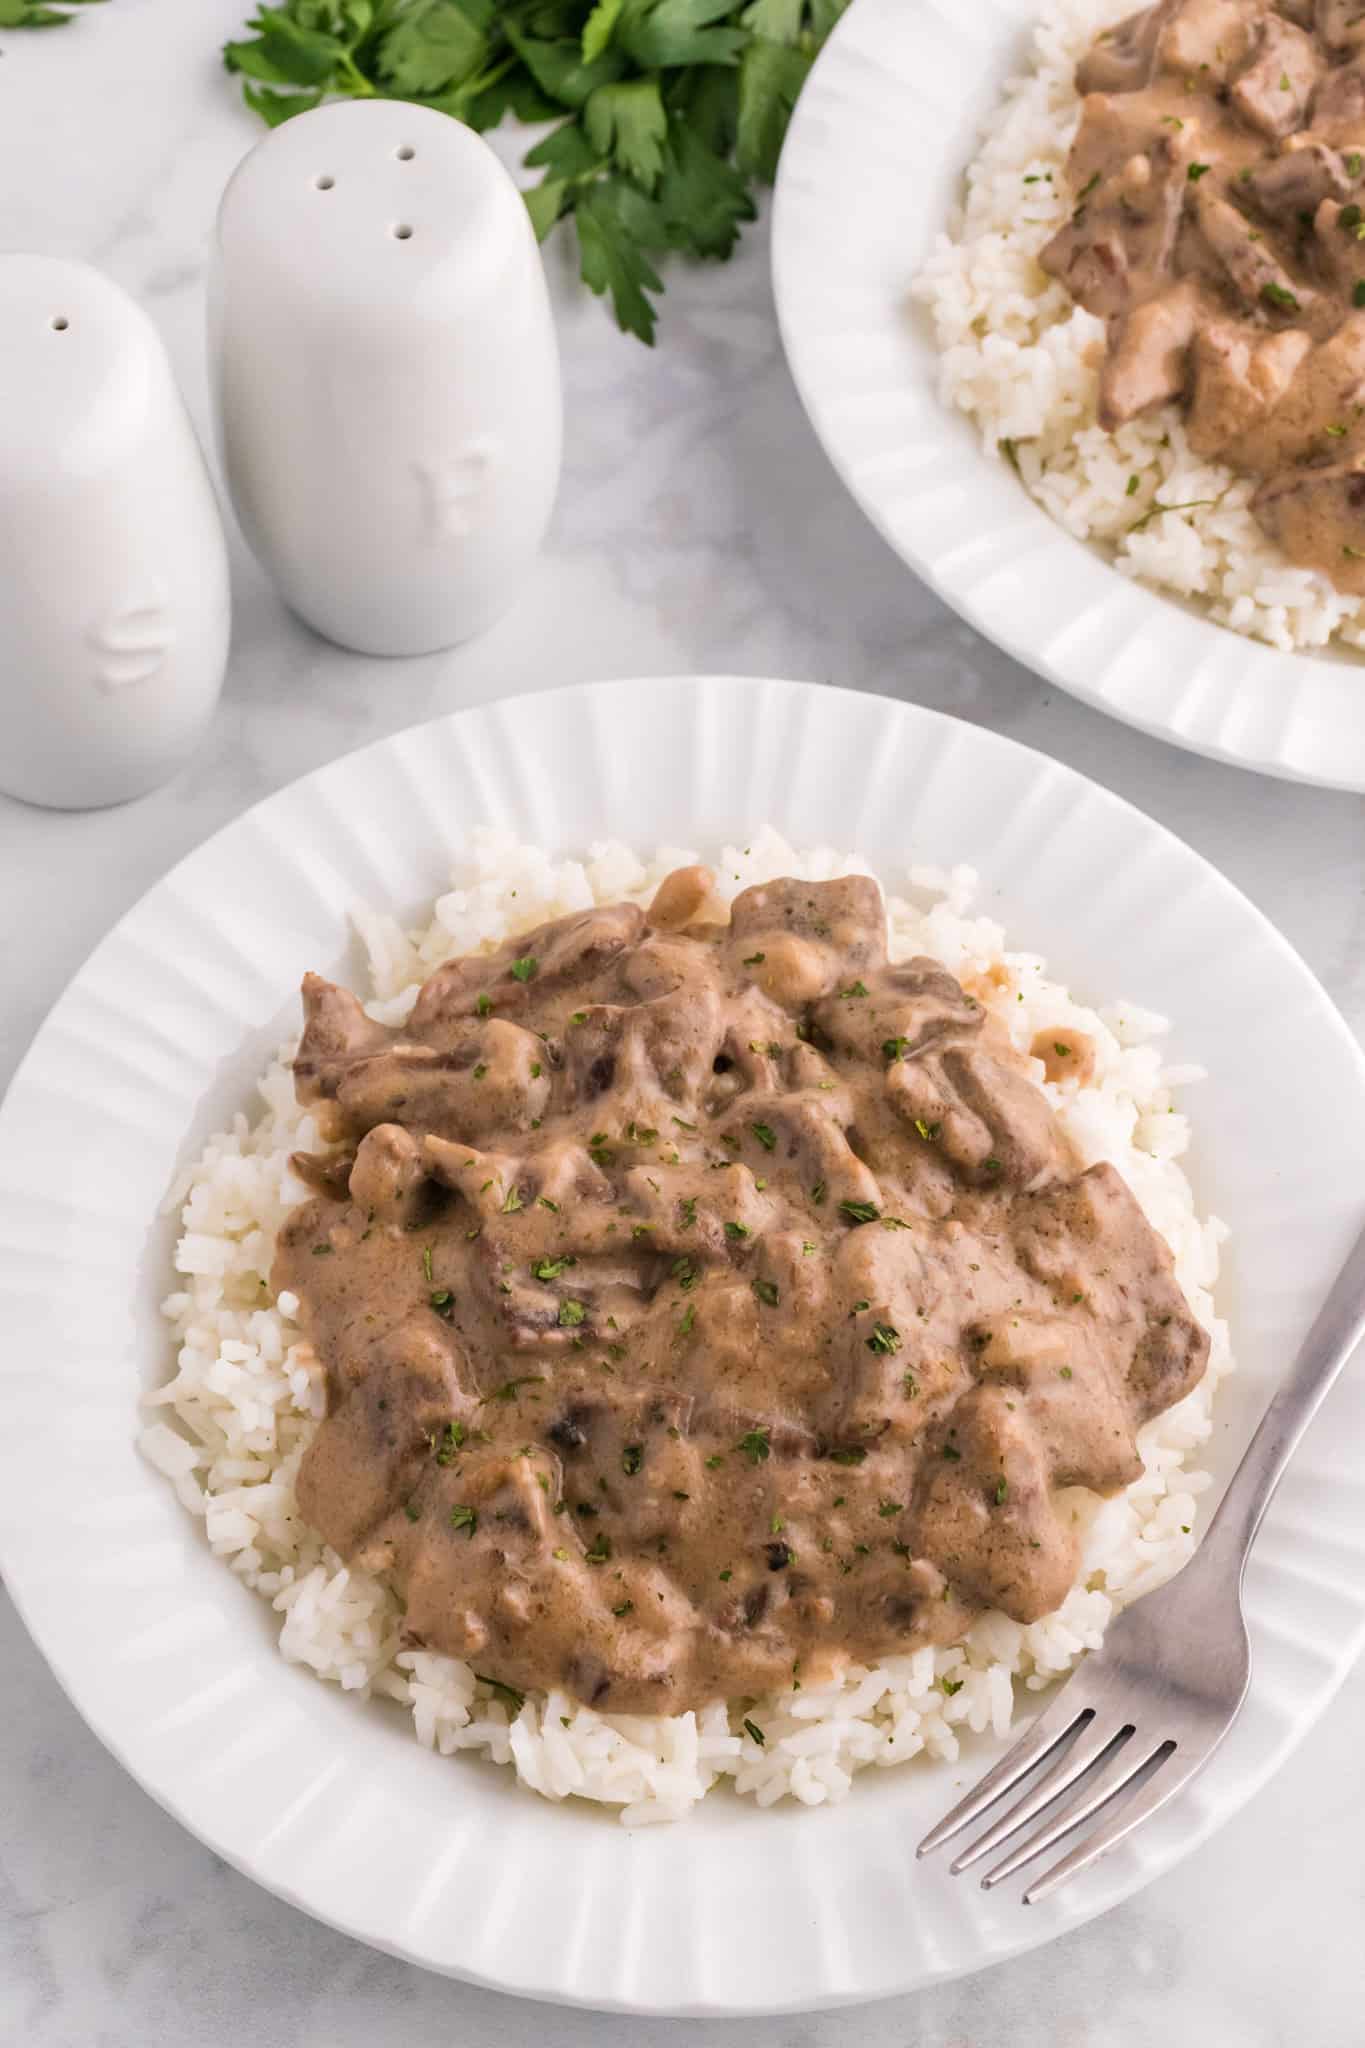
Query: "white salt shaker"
0 257 230 810
211 100 562 658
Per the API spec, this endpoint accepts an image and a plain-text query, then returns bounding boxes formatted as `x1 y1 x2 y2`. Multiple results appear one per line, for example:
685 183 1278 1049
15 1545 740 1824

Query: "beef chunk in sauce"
274 872 1210 1714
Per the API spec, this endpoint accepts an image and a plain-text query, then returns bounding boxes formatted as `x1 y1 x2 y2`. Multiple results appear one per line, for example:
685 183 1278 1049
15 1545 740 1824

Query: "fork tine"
980 1737 1176 1892
949 1717 1133 1874
916 1695 1093 1859
1021 1742 1183 1906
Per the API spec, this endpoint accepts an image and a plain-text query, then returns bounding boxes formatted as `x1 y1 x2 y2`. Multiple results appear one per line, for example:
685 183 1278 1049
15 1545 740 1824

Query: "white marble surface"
3 3 1365 2041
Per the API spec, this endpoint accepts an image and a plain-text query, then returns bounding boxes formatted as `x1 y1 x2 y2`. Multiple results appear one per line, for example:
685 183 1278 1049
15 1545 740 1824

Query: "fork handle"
1201 1215 1365 1577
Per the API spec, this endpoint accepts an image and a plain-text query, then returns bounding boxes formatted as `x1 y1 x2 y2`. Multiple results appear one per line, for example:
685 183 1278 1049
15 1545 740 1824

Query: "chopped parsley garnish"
672 1256 699 1291
433 1420 465 1465
679 1196 697 1228
677 1302 697 1337
994 1476 1009 1505
838 980 869 999
1125 475 1139 498
867 1321 901 1355
569 1010 587 1026
718 1567 733 1582
741 951 766 966
1060 1365 1074 1380
752 1277 780 1307
529 1061 542 1078
403 1501 421 1522
476 993 492 1018
583 1532 612 1565
672 1115 697 1132
311 1243 333 1256
941 1677 964 1697
942 1444 962 1462
1261 280 1299 312
531 1255 576 1282
449 1504 478 1536
1350 153 1363 177
475 1673 526 1712
1073 170 1100 215
486 1376 543 1403
538 1196 559 1213
422 1245 434 1283
983 1157 1002 1176
903 1371 919 1399
588 1131 615 1165
810 1180 827 1205
622 1443 644 1476
429 1289 454 1317
724 1219 751 1241
502 1185 524 1214
839 1199 880 1224
750 1120 776 1151
878 1499 903 1518
827 1446 867 1466
882 1036 910 1061
1127 494 1219 534
742 1717 766 1746
509 956 539 983
558 1298 587 1328
1345 544 1365 560
612 1601 634 1618
912 1118 941 1143
1186 162 1211 182
736 1427 770 1465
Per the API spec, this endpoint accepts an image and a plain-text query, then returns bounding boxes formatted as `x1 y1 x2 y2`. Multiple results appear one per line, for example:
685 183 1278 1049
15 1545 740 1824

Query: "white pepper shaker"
0 257 230 810
211 100 562 658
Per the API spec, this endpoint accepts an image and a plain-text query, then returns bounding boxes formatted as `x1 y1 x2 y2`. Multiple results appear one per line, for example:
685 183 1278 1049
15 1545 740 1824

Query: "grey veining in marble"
2 3 1364 2042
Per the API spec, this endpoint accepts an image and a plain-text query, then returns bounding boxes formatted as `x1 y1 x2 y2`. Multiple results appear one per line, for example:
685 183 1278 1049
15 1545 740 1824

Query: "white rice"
143 825 1232 1825
913 0 1365 657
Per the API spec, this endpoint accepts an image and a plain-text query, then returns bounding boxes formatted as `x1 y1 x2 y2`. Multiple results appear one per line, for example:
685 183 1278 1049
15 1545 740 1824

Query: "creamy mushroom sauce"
275 870 1208 1715
1043 0 1365 589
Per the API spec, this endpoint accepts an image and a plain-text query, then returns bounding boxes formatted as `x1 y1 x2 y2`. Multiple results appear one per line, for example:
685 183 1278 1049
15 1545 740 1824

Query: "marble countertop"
4 3 1365 2042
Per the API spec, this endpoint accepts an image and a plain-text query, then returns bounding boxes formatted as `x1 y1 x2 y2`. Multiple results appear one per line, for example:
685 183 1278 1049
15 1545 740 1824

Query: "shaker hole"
392 222 414 240
396 145 415 161
50 315 70 332
315 174 336 191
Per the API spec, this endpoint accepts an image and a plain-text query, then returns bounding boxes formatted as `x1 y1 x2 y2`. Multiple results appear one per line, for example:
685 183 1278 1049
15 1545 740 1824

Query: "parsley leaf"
584 77 668 186
575 174 667 343
0 0 106 22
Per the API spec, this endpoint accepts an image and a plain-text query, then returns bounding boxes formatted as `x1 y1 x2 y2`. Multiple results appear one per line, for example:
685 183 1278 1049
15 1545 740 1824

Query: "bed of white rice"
140 825 1232 1825
914 0 1365 657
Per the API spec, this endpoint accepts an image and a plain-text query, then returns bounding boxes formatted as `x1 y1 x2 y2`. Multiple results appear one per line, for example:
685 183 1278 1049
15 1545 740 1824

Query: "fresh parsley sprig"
0 0 105 25
223 0 850 343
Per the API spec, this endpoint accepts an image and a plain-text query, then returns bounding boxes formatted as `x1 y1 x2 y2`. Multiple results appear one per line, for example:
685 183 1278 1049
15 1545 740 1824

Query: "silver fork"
918 1216 1365 1905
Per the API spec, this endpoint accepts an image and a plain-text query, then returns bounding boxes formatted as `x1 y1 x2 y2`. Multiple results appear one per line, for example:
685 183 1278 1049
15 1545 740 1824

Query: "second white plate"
773 0 1365 790
1 676 1364 2012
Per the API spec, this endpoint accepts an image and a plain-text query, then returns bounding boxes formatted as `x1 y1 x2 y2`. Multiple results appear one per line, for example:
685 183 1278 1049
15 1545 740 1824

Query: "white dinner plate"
772 0 1365 791
1 675 1364 2014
